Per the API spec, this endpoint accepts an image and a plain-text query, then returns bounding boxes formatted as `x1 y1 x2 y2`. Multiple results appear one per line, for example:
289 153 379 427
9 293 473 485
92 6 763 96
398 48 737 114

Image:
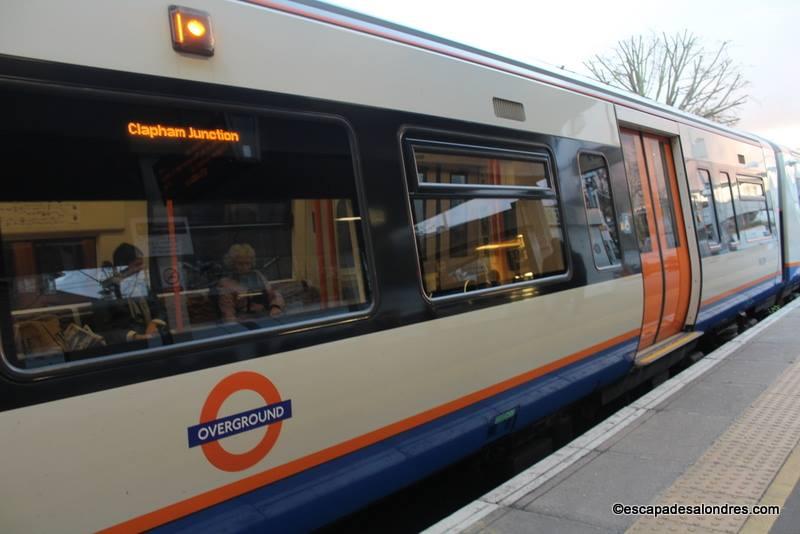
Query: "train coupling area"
428 298 800 534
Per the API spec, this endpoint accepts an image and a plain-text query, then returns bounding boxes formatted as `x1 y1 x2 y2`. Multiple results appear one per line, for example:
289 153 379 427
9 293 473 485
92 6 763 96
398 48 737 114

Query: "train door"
621 129 692 351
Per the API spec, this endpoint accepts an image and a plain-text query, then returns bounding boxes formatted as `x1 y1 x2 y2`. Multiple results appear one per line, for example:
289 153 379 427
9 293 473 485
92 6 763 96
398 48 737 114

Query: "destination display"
127 121 241 142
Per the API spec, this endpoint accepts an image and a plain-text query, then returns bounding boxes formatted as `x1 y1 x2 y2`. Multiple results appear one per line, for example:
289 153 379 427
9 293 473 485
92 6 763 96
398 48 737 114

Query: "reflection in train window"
621 134 652 253
713 172 740 249
692 169 721 256
0 88 370 370
448 174 469 257
409 144 565 298
652 143 680 249
736 177 772 241
414 149 550 189
578 153 621 268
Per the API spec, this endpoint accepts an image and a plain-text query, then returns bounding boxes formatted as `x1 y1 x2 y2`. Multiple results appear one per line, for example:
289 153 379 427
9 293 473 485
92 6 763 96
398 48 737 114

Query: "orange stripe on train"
700 271 781 308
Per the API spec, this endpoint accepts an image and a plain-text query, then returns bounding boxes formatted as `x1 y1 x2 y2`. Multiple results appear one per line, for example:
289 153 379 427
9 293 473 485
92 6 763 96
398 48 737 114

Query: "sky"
324 0 800 149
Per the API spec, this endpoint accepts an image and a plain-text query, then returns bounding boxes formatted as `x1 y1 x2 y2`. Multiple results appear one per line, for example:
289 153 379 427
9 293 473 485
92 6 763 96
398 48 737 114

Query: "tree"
584 31 748 126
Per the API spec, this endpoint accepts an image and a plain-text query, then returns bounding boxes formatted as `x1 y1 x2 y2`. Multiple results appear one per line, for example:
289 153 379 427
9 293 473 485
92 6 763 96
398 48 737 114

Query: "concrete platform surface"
426 299 800 534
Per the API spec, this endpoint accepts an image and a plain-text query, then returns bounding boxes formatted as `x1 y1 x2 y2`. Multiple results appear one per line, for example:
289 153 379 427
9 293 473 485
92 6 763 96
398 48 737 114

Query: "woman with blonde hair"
217 243 285 322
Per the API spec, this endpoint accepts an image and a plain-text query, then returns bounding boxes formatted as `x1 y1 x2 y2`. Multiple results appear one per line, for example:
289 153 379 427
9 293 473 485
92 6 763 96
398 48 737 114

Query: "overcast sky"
325 0 799 149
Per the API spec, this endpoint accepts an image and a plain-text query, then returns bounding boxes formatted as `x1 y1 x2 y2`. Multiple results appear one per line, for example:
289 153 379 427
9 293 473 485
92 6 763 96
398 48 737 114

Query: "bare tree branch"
583 31 749 126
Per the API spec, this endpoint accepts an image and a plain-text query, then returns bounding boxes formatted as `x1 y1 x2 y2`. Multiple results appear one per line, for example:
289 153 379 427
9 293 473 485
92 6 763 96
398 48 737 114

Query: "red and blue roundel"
188 371 292 472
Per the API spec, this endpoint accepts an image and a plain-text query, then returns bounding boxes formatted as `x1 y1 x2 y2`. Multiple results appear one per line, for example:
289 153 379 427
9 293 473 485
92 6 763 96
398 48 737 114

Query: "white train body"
0 1 794 531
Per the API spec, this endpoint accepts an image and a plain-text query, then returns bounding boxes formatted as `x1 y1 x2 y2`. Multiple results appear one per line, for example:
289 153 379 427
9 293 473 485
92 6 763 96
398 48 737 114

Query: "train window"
578 153 621 268
736 177 772 241
0 87 370 370
621 134 652 253
651 145 680 249
408 142 565 298
788 157 800 205
448 174 469 257
713 172 740 249
691 169 721 256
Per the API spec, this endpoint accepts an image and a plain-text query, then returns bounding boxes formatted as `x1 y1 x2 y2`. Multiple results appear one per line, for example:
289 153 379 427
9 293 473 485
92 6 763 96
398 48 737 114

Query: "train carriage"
769 144 800 295
0 1 794 531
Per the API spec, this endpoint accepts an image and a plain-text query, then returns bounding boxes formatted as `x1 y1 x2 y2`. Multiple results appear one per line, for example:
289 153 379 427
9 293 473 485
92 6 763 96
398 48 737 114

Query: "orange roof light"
187 19 206 38
169 6 214 57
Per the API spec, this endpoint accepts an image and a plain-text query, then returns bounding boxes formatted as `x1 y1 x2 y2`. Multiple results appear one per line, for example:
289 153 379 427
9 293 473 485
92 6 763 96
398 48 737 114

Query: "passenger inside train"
91 242 167 345
216 243 286 322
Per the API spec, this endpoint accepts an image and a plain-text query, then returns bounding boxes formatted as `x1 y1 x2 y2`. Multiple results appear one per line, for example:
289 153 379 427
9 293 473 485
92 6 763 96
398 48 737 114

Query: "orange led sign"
127 122 240 142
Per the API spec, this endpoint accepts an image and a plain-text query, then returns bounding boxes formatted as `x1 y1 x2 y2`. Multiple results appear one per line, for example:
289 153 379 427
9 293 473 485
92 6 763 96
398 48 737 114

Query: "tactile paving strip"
763 375 800 397
630 492 753 532
701 437 792 474
678 461 774 501
627 516 725 534
628 349 800 534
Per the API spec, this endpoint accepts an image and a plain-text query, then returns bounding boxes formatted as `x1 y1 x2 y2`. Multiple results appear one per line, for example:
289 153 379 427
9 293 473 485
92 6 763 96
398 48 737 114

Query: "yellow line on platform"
740 443 800 534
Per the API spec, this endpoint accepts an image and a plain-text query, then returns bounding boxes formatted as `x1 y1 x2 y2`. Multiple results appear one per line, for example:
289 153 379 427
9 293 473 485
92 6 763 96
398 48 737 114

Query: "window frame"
714 170 741 250
401 130 570 305
695 167 722 255
577 150 623 271
735 175 773 243
0 79 377 380
409 138 558 199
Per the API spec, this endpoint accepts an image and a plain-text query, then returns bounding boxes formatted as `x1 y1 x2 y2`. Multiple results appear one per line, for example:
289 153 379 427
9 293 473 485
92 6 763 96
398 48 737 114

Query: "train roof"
276 0 766 146
0 0 771 148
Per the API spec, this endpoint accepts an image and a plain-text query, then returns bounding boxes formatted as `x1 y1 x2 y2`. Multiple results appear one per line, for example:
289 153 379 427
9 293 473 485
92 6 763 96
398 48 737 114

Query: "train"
0 0 798 531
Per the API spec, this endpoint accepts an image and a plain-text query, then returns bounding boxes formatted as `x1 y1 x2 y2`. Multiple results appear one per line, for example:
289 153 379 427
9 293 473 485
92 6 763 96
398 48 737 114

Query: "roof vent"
493 97 526 122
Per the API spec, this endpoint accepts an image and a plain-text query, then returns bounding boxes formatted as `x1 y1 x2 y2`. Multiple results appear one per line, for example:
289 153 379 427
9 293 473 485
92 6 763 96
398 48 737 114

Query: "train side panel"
678 124 781 329
0 277 642 532
0 0 647 527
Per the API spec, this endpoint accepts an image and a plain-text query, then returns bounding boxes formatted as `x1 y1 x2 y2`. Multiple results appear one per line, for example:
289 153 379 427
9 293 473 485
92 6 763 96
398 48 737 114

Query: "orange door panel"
621 129 692 350
641 134 691 341
620 130 663 350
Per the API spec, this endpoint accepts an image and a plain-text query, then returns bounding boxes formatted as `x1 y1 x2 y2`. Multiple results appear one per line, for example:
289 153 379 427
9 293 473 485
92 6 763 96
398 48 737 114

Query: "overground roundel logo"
187 371 293 472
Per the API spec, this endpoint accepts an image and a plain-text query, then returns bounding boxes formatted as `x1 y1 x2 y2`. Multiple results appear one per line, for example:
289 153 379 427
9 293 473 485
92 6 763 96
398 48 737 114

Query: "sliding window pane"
414 149 549 188
737 178 771 241
578 153 621 268
413 198 565 297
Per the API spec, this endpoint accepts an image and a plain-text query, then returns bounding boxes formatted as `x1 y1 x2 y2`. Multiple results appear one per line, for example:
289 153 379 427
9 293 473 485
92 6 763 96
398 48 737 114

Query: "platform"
427 299 800 534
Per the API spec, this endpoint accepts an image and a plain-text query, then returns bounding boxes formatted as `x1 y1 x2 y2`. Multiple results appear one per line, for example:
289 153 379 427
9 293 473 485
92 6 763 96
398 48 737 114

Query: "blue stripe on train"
155 336 638 533
695 277 782 331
